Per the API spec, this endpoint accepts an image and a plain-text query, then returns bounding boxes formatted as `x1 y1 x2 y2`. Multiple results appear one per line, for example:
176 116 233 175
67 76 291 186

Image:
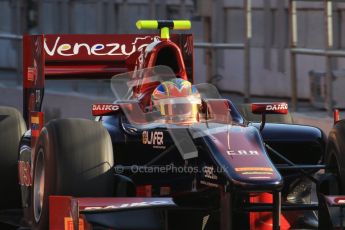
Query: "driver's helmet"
151 78 201 123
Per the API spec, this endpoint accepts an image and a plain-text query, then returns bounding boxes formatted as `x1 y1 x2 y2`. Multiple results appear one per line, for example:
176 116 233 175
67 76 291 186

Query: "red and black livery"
1 20 345 230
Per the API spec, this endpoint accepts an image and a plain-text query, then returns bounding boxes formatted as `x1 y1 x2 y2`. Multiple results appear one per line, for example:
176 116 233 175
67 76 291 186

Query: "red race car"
0 20 345 230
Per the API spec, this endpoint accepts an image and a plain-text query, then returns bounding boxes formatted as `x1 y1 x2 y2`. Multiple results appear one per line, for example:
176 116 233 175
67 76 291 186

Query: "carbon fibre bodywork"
88 96 327 229
259 123 326 166
101 101 325 196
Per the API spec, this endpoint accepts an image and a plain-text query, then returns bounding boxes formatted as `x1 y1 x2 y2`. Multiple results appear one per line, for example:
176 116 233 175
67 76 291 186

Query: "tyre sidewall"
31 119 114 229
31 127 57 230
326 121 345 193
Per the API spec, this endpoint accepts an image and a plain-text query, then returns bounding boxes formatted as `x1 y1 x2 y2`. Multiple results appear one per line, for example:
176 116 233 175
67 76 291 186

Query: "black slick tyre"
325 120 345 194
0 106 26 209
31 118 114 229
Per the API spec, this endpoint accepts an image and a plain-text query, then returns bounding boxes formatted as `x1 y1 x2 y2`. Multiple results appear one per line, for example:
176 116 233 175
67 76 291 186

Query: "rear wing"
23 34 193 137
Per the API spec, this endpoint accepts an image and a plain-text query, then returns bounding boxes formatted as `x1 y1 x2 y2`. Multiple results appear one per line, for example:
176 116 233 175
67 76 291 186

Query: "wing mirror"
251 102 288 131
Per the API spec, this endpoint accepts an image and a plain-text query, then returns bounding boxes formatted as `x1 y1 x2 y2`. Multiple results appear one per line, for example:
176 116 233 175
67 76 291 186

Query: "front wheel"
30 118 114 229
324 120 345 194
323 142 342 195
318 137 345 229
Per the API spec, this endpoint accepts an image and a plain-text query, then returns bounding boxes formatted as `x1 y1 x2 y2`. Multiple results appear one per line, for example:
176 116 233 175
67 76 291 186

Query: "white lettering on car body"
92 104 119 111
44 36 155 57
266 104 288 111
83 200 170 211
226 150 259 156
203 166 218 180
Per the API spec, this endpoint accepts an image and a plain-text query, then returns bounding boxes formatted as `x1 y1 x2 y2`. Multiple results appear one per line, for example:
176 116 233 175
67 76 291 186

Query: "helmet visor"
154 96 201 123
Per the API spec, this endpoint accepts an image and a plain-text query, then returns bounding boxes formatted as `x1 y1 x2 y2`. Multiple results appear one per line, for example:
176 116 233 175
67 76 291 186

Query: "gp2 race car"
1 20 345 230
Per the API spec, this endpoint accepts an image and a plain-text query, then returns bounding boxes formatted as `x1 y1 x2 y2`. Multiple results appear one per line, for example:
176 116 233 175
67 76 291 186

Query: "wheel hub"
33 148 45 223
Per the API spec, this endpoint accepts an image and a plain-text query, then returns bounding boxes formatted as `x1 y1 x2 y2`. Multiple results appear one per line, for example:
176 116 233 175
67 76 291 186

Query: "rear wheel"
30 118 114 229
0 106 26 209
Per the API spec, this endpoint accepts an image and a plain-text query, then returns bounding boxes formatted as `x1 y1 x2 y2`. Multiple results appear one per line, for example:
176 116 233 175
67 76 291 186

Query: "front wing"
49 196 176 230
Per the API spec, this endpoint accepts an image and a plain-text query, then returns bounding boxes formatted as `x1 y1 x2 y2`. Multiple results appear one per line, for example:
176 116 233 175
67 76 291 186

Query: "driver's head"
151 78 201 124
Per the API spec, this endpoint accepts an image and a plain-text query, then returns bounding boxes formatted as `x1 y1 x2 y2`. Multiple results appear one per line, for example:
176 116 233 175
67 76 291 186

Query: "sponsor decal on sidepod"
142 131 165 149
